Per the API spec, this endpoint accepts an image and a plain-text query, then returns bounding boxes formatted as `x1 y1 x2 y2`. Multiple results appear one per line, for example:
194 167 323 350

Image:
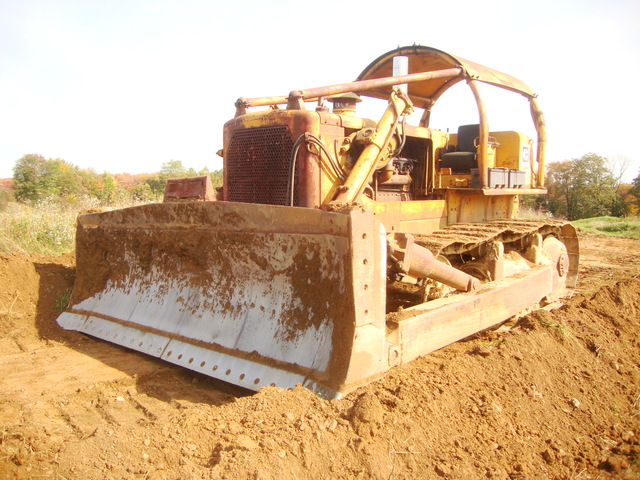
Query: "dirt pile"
0 253 74 353
0 234 639 479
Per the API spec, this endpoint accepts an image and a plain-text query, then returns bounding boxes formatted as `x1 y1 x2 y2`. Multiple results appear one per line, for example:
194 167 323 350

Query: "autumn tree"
144 160 186 196
208 168 223 189
98 172 118 204
131 182 155 202
12 154 48 202
161 159 188 179
197 166 223 188
12 154 83 201
630 170 640 215
544 153 621 220
13 154 222 205
618 182 639 216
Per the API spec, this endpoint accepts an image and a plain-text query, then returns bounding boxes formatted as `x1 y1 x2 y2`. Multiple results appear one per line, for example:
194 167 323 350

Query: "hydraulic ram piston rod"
388 233 480 292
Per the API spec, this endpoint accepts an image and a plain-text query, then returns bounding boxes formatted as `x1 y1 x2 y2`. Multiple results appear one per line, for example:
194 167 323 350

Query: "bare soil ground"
1 232 639 480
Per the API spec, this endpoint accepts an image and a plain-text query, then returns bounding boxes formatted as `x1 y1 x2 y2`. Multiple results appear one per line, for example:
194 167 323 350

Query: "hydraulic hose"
287 133 347 207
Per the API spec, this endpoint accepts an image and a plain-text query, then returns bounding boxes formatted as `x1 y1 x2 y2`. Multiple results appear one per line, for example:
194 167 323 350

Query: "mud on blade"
58 202 388 399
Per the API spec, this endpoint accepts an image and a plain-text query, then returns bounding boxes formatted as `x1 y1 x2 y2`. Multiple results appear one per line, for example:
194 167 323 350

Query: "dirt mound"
0 253 74 353
1 234 639 479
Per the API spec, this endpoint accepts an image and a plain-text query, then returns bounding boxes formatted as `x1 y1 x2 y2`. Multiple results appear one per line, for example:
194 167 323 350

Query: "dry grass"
518 206 556 220
0 201 78 255
0 197 146 256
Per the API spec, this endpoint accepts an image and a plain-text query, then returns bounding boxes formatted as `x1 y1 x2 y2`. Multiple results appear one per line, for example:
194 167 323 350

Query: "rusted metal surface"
388 232 480 292
355 45 545 188
529 96 547 186
57 47 578 399
163 176 215 202
236 68 462 110
357 45 536 104
389 262 564 365
412 219 579 290
58 202 389 399
386 219 578 365
331 89 413 204
57 202 579 398
233 46 547 190
223 110 322 207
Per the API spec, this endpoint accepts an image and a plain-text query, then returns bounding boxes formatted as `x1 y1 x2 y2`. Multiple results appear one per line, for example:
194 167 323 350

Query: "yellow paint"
364 199 447 234
445 191 518 224
493 131 531 175
336 90 412 204
439 174 471 188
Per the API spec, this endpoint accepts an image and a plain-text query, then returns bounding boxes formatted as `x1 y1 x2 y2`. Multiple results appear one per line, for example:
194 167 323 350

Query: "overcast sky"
1 0 639 181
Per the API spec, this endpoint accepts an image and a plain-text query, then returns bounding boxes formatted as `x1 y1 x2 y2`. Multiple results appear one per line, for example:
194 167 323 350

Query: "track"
413 219 577 258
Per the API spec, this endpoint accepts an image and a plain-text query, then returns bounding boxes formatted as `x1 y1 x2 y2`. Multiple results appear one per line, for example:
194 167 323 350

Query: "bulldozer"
58 46 579 399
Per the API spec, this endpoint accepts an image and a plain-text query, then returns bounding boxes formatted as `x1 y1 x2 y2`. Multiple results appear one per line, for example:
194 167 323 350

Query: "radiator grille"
226 125 295 206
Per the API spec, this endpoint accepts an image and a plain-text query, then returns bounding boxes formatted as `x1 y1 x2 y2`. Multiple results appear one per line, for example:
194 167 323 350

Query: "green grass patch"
573 216 640 240
55 290 72 312
537 316 577 344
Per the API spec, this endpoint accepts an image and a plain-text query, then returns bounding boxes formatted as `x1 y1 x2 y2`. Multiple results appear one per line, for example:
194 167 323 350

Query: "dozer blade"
58 202 390 399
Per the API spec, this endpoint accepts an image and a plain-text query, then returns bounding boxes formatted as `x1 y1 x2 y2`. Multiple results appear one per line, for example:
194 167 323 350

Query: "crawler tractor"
58 46 578 399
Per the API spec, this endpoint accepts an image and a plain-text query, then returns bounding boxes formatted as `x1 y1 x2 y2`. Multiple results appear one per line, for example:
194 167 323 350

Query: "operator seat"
441 124 479 171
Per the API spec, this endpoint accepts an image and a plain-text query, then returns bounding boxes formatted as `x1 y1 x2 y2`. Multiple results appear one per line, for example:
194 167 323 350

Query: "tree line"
526 153 639 220
1 152 639 220
3 154 222 206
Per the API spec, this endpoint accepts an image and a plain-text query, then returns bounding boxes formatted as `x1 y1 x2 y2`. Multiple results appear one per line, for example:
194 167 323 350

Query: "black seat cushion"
441 124 480 171
456 124 479 152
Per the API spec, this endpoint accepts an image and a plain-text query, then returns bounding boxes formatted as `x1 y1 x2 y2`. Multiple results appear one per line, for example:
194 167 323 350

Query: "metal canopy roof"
356 45 536 108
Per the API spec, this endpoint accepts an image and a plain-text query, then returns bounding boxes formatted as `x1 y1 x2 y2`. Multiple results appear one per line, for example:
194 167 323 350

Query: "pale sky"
1 0 639 181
